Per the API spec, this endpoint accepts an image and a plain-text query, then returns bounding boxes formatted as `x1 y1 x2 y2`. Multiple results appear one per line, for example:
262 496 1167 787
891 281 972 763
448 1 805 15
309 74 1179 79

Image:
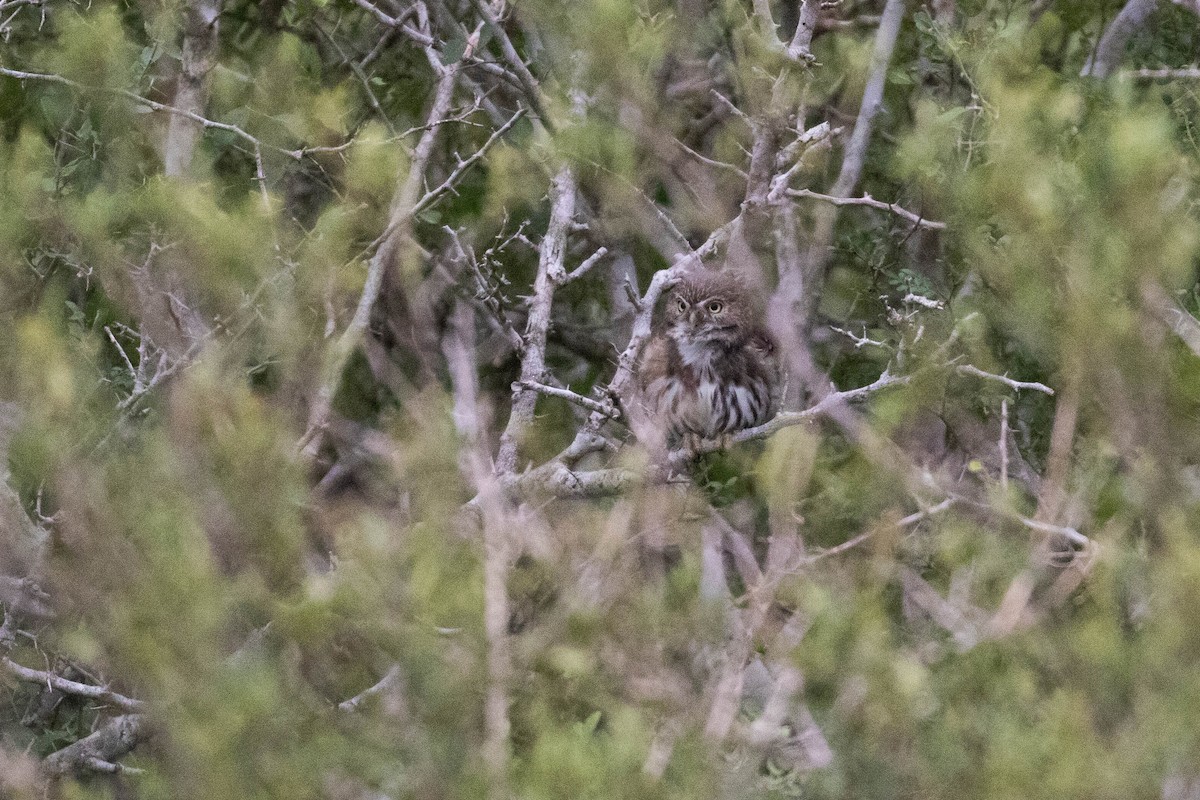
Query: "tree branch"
301 31 481 455
496 164 578 474
955 364 1055 395
2 658 144 712
163 0 222 177
789 188 946 230
514 381 619 418
1123 66 1200 79
788 0 822 61
1081 0 1160 79
338 664 403 712
796 0 907 331
687 368 911 458
41 715 147 777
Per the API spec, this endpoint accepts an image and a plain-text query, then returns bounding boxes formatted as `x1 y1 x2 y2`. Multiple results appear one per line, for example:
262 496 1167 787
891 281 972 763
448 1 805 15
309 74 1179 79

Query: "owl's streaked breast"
642 336 775 441
634 270 781 450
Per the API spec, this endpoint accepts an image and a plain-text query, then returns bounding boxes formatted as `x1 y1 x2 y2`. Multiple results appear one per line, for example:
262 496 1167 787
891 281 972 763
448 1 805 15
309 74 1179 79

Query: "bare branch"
412 107 528 218
1081 0 1160 79
826 0 907 200
302 37 476 454
1144 283 1200 357
1000 398 1010 492
338 664 404 712
792 0 906 332
41 715 147 777
0 0 44 12
902 567 983 650
955 364 1055 395
830 324 890 350
349 0 435 47
788 0 822 61
81 757 144 775
1123 66 1200 79
104 326 140 393
504 461 640 499
674 138 749 179
163 0 222 177
350 0 402 27
805 498 957 563
514 381 619 418
496 164 578 474
2 658 144 712
563 246 609 283
503 367 910 501
1015 515 1091 549
467 0 550 125
788 188 946 230
686 368 910 458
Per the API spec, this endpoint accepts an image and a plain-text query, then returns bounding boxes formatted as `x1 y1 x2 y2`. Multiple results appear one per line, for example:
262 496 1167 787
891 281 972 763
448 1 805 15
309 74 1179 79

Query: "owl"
636 270 780 453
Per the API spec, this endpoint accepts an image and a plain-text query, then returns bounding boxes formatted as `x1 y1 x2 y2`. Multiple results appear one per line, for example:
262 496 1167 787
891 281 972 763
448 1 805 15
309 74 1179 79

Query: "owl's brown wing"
747 327 782 413
637 334 672 391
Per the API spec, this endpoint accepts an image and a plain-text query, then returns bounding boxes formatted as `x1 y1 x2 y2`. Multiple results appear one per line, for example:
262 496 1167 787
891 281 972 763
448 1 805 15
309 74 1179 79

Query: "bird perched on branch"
635 270 780 455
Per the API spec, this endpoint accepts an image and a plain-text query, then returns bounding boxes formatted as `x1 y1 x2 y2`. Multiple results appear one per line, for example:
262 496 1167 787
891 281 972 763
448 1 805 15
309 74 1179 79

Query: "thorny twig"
2 657 144 712
496 164 578 474
302 25 484 455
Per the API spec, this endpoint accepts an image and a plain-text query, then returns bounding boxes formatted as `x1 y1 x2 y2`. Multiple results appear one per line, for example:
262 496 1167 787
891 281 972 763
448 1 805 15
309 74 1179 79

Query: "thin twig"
1123 66 1200 79
1016 515 1091 548
789 188 946 230
349 0 435 46
514 381 619 418
104 326 139 390
338 664 403 712
564 247 609 283
2 657 144 712
805 497 957 563
302 33 480 454
956 364 1054 395
674 138 749 179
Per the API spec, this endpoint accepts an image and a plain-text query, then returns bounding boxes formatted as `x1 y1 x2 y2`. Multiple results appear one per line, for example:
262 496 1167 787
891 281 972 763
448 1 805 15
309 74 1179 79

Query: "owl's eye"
676 297 688 312
707 300 724 314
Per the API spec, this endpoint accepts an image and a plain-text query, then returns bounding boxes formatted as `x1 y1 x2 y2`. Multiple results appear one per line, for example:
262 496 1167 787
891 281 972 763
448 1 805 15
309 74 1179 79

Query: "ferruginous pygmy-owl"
635 270 780 452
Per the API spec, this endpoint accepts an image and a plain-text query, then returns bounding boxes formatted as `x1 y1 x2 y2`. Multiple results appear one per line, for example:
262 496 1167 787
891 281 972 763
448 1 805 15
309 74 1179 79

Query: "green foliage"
4 0 1200 798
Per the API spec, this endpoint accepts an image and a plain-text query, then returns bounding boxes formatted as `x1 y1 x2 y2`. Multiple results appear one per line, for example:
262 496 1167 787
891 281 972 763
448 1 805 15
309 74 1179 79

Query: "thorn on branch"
2 657 144 712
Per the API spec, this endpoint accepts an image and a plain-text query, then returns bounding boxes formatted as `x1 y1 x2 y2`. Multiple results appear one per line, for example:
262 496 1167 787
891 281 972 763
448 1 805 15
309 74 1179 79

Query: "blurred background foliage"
2 0 1200 798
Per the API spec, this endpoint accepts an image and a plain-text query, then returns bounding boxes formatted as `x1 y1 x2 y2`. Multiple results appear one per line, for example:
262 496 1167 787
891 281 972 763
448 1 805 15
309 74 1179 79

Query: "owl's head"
663 270 754 345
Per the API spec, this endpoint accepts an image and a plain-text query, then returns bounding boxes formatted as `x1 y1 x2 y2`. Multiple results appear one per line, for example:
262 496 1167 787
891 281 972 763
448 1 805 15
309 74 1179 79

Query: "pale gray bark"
796 0 907 331
496 166 576 474
1081 0 1159 79
163 0 222 177
42 715 147 776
